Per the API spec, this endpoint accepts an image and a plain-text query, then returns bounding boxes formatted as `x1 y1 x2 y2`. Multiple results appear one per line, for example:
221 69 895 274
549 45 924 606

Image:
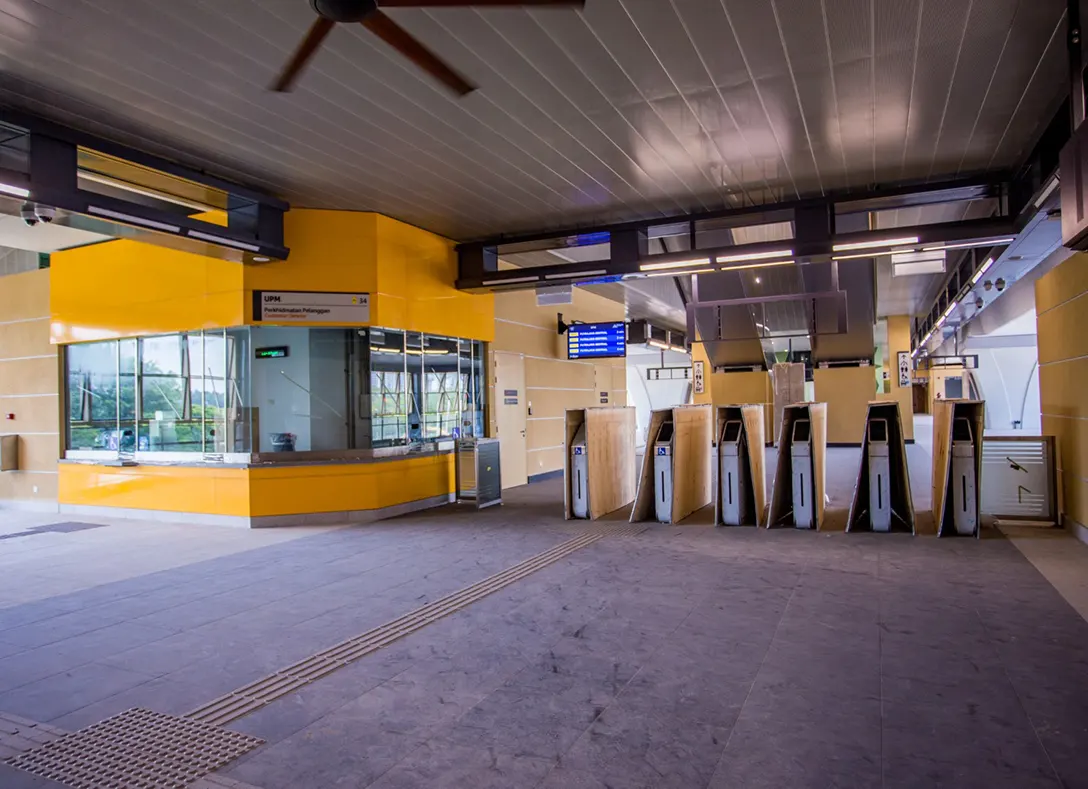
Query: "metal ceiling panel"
0 0 1066 240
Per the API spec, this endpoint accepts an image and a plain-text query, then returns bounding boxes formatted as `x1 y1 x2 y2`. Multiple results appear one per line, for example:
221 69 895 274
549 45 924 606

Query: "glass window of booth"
66 326 487 461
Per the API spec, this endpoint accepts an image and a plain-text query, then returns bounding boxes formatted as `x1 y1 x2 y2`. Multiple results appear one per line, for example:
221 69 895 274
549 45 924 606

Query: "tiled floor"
1 428 1087 788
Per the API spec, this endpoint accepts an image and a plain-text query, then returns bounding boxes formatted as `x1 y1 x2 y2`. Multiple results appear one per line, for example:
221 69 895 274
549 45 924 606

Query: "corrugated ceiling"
0 0 1067 240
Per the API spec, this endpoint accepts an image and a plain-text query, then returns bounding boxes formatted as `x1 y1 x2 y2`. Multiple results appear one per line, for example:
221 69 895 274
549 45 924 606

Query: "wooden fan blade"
378 1 583 6
362 10 475 96
271 16 336 92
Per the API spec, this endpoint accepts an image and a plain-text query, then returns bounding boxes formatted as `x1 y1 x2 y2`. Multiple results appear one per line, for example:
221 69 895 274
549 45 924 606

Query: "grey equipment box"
951 417 978 536
868 418 892 532
571 424 589 519
791 419 814 529
719 420 750 526
654 420 675 523
455 438 502 509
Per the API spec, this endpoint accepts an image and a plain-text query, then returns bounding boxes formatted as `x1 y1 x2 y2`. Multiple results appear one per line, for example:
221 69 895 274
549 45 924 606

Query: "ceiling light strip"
970 257 995 285
645 267 714 278
482 275 539 286
88 205 181 233
921 237 1015 252
831 236 920 252
187 230 261 252
719 259 795 272
543 269 607 280
0 182 30 199
714 248 793 264
639 257 712 272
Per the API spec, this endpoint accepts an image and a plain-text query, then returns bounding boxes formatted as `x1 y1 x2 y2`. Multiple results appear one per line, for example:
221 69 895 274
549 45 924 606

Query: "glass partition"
65 325 486 461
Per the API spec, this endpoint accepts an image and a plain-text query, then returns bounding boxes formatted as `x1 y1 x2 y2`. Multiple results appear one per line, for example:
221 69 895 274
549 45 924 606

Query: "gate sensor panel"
867 418 891 532
571 424 589 519
791 419 814 529
951 417 977 536
719 420 750 526
654 420 675 523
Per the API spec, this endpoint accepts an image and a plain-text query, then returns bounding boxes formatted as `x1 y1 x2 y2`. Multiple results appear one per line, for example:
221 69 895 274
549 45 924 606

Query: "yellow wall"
886 315 915 440
0 269 59 504
51 210 494 343
58 454 453 518
1036 252 1088 532
50 242 245 344
699 368 774 438
813 366 875 444
491 286 626 478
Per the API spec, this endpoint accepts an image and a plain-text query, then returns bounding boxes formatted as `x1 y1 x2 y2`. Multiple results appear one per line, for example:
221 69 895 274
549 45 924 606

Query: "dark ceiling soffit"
456 174 1007 251
457 216 1019 291
0 106 288 210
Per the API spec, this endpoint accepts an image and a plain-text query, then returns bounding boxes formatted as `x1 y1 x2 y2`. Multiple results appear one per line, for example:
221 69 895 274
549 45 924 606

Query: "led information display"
568 321 627 360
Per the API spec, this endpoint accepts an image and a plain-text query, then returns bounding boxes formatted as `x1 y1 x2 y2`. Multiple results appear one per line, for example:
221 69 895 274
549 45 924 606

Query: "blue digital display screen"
568 322 627 360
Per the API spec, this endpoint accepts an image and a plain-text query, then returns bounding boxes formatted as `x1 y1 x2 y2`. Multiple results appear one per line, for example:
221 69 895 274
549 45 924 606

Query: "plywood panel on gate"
631 409 669 523
566 407 636 520
933 399 985 537
768 403 827 529
585 407 636 520
670 405 713 524
714 404 767 527
847 400 915 533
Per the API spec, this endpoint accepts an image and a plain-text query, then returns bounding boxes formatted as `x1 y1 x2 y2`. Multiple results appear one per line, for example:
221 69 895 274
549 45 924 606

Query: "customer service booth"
52 211 495 527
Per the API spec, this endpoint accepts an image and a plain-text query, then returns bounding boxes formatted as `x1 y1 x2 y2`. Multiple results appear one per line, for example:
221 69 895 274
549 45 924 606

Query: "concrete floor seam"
185 529 636 727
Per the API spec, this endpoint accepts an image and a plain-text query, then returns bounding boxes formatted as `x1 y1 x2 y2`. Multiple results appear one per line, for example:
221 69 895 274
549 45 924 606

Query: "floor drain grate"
5 708 263 789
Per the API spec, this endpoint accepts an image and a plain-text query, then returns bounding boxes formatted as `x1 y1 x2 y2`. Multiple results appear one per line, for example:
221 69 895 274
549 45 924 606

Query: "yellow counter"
58 453 456 527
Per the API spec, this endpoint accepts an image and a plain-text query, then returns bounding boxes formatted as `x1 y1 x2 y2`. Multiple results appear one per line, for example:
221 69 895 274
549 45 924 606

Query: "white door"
494 351 527 488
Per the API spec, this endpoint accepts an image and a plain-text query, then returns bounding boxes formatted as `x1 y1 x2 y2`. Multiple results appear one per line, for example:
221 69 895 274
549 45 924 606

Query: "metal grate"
187 529 623 726
5 708 263 789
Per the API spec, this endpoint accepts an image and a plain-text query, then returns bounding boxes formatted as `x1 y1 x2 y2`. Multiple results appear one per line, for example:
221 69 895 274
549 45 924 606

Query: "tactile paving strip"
188 528 636 726
5 708 263 789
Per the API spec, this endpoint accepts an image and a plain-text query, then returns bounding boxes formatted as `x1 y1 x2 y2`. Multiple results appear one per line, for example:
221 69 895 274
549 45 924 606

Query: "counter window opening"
64 327 487 463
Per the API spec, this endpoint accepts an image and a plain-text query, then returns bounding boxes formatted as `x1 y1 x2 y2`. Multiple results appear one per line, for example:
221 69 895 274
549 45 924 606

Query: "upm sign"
253 291 370 323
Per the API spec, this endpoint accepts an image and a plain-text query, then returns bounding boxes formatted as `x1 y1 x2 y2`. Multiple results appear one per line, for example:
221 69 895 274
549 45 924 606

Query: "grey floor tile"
0 640 25 660
707 728 881 789
882 755 1063 789
0 644 92 694
0 662 155 722
49 676 207 730
369 741 554 789
0 763 71 789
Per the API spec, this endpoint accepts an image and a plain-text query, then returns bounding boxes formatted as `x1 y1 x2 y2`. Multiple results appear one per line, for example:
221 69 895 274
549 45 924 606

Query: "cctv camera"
35 204 55 224
19 201 37 227
995 278 1006 292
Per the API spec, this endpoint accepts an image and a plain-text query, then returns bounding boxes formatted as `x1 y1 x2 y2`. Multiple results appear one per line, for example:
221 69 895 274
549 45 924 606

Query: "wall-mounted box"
0 435 18 471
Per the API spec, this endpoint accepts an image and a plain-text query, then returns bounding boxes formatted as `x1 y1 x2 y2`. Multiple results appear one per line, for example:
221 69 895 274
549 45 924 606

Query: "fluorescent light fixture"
971 257 995 285
88 205 181 233
714 248 793 264
921 237 1015 252
645 267 714 278
252 256 271 263
893 260 946 277
1034 176 1059 208
0 182 30 198
79 171 218 213
891 250 945 265
831 236 919 252
647 339 670 350
720 259 795 272
482 275 539 286
187 229 260 252
639 257 712 272
543 269 607 280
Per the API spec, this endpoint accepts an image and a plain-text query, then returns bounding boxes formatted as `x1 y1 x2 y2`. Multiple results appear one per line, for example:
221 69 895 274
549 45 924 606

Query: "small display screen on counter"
255 346 290 359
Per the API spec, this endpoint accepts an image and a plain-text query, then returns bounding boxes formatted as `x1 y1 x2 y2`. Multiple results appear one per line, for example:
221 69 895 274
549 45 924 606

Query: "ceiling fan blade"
376 1 584 8
362 10 475 96
271 16 336 92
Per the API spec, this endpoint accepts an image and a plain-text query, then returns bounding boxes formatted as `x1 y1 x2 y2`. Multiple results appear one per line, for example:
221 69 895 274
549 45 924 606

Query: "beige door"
494 351 527 488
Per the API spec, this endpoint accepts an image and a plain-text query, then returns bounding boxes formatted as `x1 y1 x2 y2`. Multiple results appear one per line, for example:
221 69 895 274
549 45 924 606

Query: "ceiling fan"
273 0 586 96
